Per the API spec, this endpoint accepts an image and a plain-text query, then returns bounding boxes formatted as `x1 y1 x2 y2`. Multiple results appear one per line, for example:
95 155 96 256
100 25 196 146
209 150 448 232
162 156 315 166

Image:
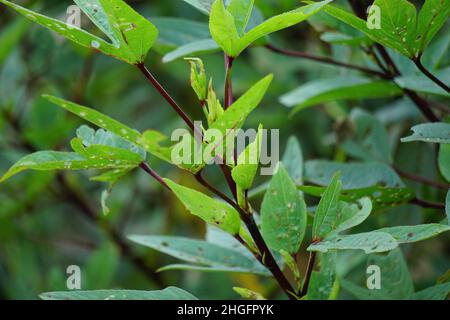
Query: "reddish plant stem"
394 167 450 190
224 54 234 109
265 44 389 79
195 171 297 300
410 198 445 210
139 162 170 190
300 251 317 297
136 63 203 138
413 57 450 94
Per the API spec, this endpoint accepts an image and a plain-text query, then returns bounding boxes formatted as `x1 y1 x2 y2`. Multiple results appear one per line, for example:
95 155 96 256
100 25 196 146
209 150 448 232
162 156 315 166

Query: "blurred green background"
0 0 448 299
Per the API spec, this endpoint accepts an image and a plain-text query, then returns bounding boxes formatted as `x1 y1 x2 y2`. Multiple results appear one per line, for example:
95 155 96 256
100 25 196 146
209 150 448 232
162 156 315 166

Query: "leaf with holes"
298 185 414 210
261 164 307 254
308 231 398 254
401 122 450 143
377 224 450 244
128 235 268 275
210 0 331 57
0 0 158 64
322 0 450 58
164 179 241 235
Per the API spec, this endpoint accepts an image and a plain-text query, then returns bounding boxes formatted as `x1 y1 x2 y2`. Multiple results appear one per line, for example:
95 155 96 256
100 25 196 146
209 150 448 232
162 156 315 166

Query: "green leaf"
280 76 401 114
312 172 342 239
141 130 205 173
210 0 331 57
298 185 414 210
322 0 450 58
415 0 450 54
206 225 254 259
84 242 119 289
281 136 303 184
332 197 372 235
183 0 218 15
185 57 207 101
227 0 255 36
439 144 450 182
231 124 263 190
0 17 29 65
309 231 398 254
279 249 301 290
320 31 370 46
162 39 219 63
261 164 307 253
40 287 197 300
164 178 241 235
304 161 404 189
342 109 392 164
0 149 140 183
227 0 254 36
43 95 142 145
0 0 158 64
152 17 210 52
76 125 146 160
401 122 450 143
249 136 304 199
209 0 241 56
129 235 268 275
395 67 450 97
308 252 338 300
341 249 414 299
377 224 450 243
233 287 266 300
409 282 450 300
208 74 273 137
97 0 159 63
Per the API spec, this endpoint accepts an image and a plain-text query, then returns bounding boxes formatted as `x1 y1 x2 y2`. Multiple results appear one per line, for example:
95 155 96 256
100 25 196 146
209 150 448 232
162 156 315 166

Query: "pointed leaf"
332 197 372 235
129 235 268 275
377 224 450 243
308 231 398 254
312 172 342 239
231 124 263 190
209 74 273 136
409 283 450 300
227 0 254 36
40 287 197 300
261 164 307 254
164 179 241 235
280 76 401 114
341 249 414 299
233 287 266 300
401 122 450 143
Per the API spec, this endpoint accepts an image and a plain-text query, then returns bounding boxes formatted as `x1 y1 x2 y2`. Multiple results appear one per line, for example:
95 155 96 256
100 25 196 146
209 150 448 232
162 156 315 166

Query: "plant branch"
194 171 297 300
395 167 450 190
224 54 234 109
300 251 317 297
413 57 450 94
410 198 445 210
240 213 298 300
136 63 203 137
139 162 170 190
265 44 389 79
347 0 440 122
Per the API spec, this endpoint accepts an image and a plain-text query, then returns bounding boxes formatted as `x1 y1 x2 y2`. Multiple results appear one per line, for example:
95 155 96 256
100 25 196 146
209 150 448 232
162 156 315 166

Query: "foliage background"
0 0 448 299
